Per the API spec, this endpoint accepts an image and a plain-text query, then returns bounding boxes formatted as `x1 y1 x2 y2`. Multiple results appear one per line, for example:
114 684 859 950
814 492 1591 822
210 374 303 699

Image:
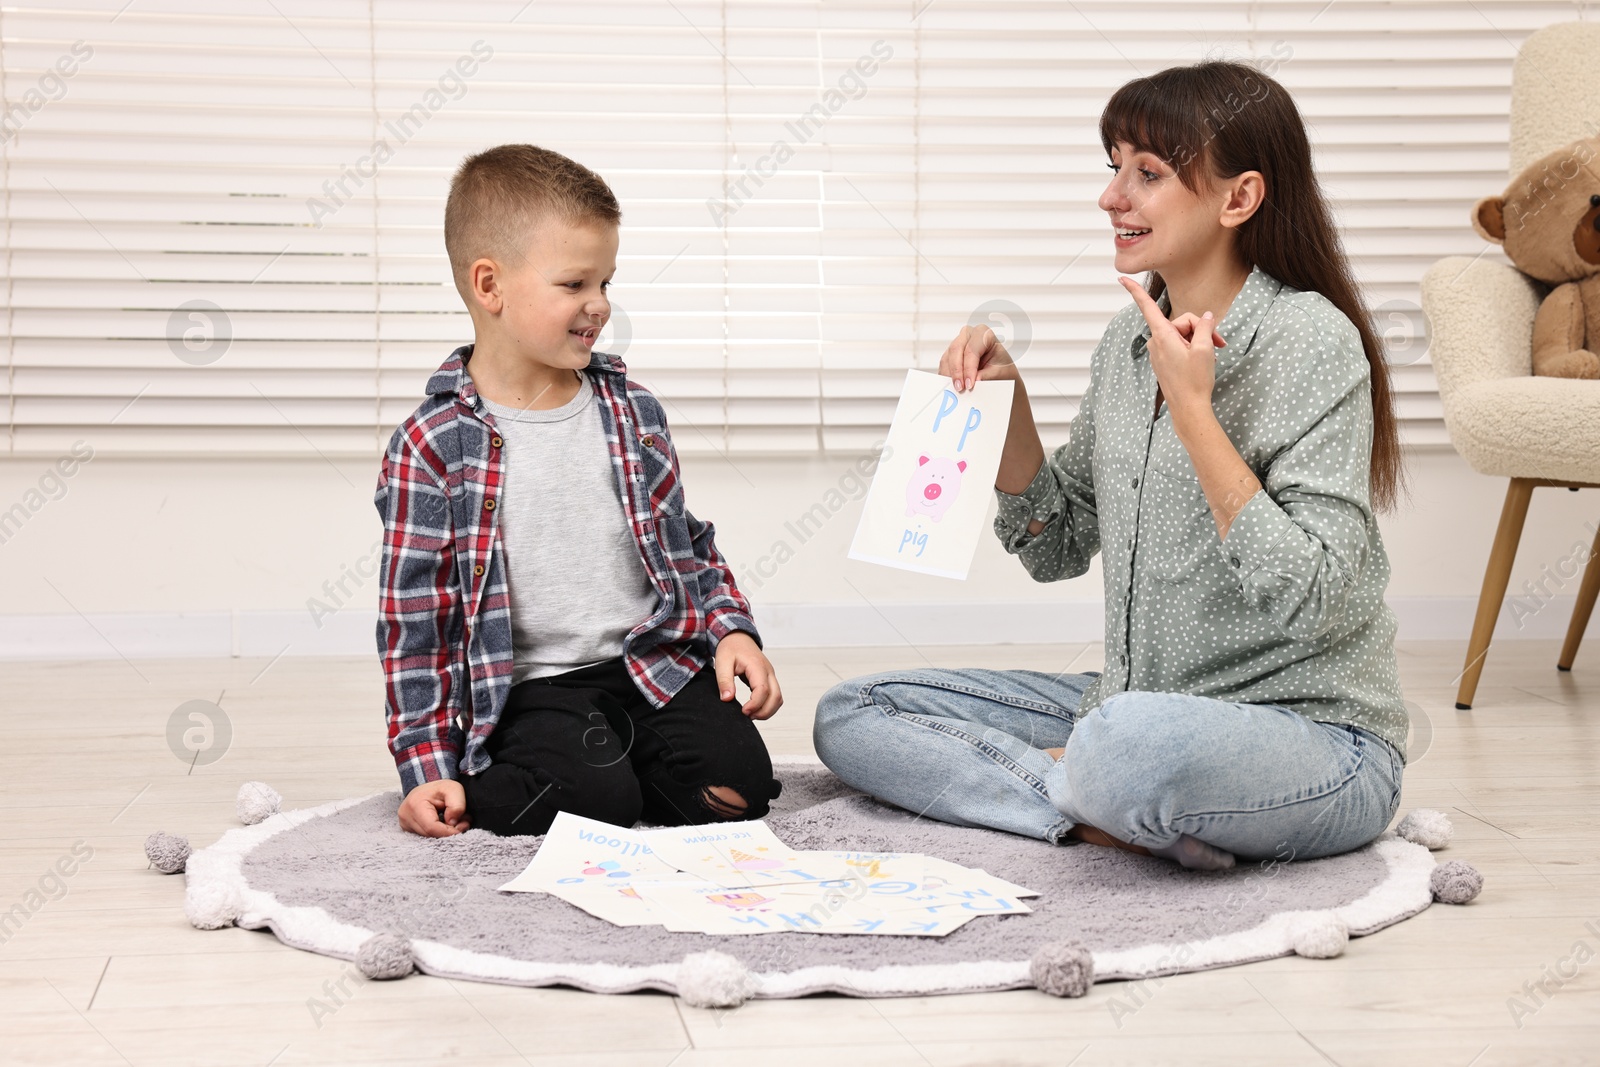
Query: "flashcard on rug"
872 883 1034 915
543 880 680 927
639 820 855 888
848 369 1014 580
764 889 983 937
917 856 1040 899
630 882 816 935
496 811 683 894
796 850 927 889
834 910 979 937
789 861 1034 913
639 881 975 937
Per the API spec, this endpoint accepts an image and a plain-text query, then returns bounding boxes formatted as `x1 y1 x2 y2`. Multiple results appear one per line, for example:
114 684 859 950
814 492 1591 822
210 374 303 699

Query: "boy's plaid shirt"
374 344 761 795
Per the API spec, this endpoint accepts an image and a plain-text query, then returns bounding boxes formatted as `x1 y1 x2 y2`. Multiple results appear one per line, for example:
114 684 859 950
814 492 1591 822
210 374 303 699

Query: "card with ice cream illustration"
849 369 1014 580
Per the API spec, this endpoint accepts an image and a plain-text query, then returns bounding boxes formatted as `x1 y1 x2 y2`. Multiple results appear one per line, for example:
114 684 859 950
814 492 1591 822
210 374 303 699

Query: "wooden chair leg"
1557 520 1600 671
1457 478 1536 709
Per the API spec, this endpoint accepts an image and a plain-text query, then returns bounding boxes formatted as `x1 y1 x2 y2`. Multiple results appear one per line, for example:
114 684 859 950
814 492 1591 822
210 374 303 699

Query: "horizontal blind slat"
2 1 1539 453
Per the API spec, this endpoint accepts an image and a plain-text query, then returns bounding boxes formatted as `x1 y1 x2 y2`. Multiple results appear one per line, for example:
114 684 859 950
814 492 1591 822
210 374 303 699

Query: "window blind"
0 0 1573 457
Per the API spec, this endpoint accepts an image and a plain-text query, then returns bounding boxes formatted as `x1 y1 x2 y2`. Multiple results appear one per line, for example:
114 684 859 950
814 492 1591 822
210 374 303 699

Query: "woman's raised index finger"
1117 275 1171 333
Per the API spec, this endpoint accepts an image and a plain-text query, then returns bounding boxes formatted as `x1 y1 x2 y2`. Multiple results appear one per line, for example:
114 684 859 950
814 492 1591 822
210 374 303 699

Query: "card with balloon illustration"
495 811 690 894
848 369 1014 580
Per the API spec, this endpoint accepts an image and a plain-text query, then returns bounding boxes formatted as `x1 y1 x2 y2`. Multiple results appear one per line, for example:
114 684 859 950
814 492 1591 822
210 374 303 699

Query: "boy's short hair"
443 144 621 300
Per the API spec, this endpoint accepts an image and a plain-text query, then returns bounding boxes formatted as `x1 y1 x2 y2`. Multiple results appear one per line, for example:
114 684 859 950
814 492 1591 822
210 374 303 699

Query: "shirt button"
1229 555 1240 566
1131 476 1140 489
473 564 484 576
641 434 656 448
484 499 496 511
490 435 503 448
1127 537 1134 550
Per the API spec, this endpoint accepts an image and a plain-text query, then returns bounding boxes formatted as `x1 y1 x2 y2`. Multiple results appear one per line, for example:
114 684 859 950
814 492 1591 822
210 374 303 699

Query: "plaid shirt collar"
424 344 630 402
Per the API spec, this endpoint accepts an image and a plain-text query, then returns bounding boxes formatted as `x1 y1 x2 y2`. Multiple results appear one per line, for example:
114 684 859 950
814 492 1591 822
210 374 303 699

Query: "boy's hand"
714 632 783 720
399 779 471 837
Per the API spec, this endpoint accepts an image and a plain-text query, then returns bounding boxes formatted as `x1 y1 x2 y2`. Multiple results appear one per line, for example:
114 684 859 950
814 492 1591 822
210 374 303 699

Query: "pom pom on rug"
184 880 242 930
1286 913 1349 959
1031 940 1095 997
356 933 415 980
1430 860 1484 904
143 831 190 874
236 781 282 825
1395 809 1453 850
676 950 758 1008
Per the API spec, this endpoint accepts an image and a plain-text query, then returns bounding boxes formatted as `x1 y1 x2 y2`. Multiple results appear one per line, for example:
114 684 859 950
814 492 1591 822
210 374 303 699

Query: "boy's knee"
488 762 640 832
567 774 644 829
702 785 748 819
475 771 643 834
721 761 781 816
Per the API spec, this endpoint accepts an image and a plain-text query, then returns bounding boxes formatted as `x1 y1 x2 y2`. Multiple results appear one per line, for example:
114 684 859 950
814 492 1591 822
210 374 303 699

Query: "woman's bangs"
1098 79 1201 179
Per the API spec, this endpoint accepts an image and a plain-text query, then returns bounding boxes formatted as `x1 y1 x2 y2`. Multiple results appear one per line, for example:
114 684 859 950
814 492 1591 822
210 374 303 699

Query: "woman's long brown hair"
1099 60 1404 512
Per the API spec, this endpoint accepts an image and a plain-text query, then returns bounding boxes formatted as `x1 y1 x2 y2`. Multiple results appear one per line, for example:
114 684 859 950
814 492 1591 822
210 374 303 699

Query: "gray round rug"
183 762 1443 998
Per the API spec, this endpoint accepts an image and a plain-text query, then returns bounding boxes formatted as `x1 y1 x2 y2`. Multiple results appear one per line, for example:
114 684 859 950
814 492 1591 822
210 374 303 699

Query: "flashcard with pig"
848 369 1014 579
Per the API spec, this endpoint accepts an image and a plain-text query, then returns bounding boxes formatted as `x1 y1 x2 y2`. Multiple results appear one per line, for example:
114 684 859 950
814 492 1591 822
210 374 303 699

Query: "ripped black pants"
461 656 780 836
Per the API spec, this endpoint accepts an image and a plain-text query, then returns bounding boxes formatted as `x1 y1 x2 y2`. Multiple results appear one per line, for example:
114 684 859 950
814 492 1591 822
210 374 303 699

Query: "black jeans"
461 656 780 836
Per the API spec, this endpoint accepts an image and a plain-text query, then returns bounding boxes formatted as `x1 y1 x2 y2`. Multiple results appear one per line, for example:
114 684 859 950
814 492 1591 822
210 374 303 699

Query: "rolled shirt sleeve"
994 376 1101 583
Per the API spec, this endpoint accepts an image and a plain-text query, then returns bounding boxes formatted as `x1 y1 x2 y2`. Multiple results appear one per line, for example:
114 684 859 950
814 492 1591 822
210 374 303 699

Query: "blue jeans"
812 669 1404 861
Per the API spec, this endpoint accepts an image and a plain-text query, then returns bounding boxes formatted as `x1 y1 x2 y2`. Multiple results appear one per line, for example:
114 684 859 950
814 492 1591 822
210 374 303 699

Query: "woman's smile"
1113 225 1151 248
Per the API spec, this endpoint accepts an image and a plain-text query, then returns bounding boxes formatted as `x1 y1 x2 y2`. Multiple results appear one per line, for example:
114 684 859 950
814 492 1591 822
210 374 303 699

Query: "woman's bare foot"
1067 824 1234 868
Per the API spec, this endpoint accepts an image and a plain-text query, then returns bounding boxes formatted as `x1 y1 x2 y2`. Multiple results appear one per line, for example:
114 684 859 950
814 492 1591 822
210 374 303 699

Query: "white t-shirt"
477 377 660 684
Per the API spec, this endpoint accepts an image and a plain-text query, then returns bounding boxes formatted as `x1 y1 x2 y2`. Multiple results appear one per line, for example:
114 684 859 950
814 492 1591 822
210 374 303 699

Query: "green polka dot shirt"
994 265 1409 761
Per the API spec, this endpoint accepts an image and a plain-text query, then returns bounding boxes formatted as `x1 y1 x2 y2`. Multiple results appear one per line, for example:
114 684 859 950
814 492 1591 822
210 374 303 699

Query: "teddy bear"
1472 135 1600 379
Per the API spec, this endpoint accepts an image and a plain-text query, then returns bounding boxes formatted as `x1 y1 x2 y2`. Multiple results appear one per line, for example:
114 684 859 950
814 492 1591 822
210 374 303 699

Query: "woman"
813 60 1408 869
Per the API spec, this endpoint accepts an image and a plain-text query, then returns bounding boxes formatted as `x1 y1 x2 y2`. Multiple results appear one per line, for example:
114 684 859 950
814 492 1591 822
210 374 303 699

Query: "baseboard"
0 596 1584 660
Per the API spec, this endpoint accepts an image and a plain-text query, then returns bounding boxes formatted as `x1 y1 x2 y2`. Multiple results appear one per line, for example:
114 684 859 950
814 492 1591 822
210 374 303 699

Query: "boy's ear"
469 257 503 313
1472 195 1507 244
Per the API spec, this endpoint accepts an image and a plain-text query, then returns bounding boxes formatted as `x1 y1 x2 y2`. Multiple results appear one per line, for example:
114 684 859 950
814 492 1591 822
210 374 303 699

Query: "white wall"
3 446 1597 658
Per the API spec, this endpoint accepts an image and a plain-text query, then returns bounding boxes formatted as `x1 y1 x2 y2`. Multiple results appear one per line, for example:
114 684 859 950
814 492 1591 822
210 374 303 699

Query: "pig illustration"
905 455 967 522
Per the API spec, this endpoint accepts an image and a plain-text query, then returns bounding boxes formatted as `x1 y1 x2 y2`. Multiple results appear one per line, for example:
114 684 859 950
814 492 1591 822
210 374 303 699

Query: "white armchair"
1420 20 1600 709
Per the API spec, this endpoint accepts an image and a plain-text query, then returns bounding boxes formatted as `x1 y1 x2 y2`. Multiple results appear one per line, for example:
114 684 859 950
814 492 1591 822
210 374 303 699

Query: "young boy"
376 144 783 839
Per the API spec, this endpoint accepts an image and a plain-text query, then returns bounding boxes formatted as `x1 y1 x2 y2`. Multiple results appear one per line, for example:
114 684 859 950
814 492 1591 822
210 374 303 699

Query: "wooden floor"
3 639 1598 1066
